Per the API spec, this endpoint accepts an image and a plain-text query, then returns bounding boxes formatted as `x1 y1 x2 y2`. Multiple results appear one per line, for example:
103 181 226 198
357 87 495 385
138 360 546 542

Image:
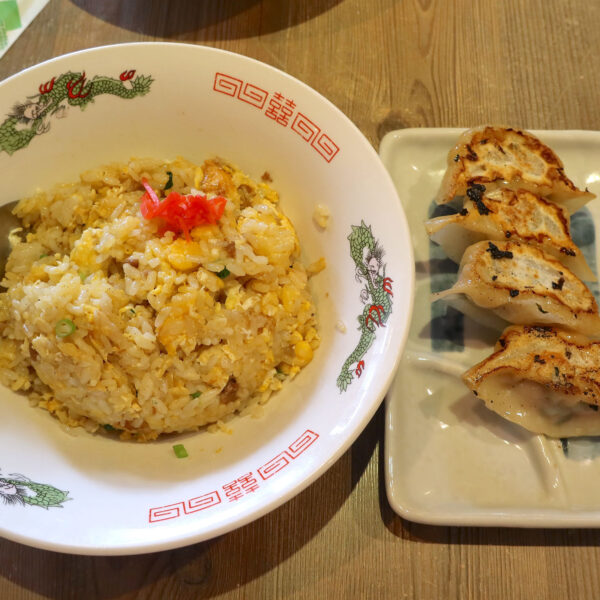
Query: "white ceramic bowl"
0 42 414 555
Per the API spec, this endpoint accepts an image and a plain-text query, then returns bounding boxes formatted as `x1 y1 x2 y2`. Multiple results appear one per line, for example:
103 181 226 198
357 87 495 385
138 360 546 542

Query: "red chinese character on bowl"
265 93 296 126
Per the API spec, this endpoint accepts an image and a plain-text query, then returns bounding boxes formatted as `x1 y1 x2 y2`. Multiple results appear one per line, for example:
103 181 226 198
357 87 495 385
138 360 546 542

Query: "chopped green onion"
103 424 119 432
164 171 174 190
55 318 76 338
79 271 88 282
173 444 188 458
129 308 136 315
39 253 49 259
217 267 230 279
190 391 201 398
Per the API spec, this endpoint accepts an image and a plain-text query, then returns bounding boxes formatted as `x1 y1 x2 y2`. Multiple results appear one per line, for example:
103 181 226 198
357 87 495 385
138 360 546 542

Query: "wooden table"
2 1 600 598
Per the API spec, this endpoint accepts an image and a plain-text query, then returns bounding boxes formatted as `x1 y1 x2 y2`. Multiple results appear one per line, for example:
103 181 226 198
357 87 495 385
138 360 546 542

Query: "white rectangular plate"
380 127 600 527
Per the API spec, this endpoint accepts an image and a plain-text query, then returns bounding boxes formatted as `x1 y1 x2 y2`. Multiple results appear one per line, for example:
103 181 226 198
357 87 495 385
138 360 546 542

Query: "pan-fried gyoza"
433 240 600 336
463 325 600 438
426 185 595 281
436 126 595 213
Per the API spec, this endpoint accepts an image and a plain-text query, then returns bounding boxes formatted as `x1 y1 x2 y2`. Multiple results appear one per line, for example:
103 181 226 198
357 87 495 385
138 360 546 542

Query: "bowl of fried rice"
0 42 414 554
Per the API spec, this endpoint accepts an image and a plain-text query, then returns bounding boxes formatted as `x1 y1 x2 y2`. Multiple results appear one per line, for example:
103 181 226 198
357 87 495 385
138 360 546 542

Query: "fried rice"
0 157 321 441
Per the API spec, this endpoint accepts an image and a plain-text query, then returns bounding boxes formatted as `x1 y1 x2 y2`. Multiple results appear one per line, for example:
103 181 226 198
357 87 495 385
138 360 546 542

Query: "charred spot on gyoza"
532 326 554 337
459 208 469 216
552 277 565 290
534 354 546 364
465 144 478 161
509 289 520 297
541 147 557 164
466 183 489 215
486 242 513 260
560 247 577 257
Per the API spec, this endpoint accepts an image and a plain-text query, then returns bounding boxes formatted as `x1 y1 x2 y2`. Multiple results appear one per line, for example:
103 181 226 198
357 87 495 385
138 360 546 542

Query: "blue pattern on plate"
428 202 462 352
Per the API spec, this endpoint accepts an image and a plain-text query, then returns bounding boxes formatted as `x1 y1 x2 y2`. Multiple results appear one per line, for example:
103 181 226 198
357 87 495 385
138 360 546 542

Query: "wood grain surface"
2 0 600 598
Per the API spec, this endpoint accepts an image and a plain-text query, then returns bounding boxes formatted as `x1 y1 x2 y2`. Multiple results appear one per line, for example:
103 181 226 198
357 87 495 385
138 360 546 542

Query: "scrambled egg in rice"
0 157 321 441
